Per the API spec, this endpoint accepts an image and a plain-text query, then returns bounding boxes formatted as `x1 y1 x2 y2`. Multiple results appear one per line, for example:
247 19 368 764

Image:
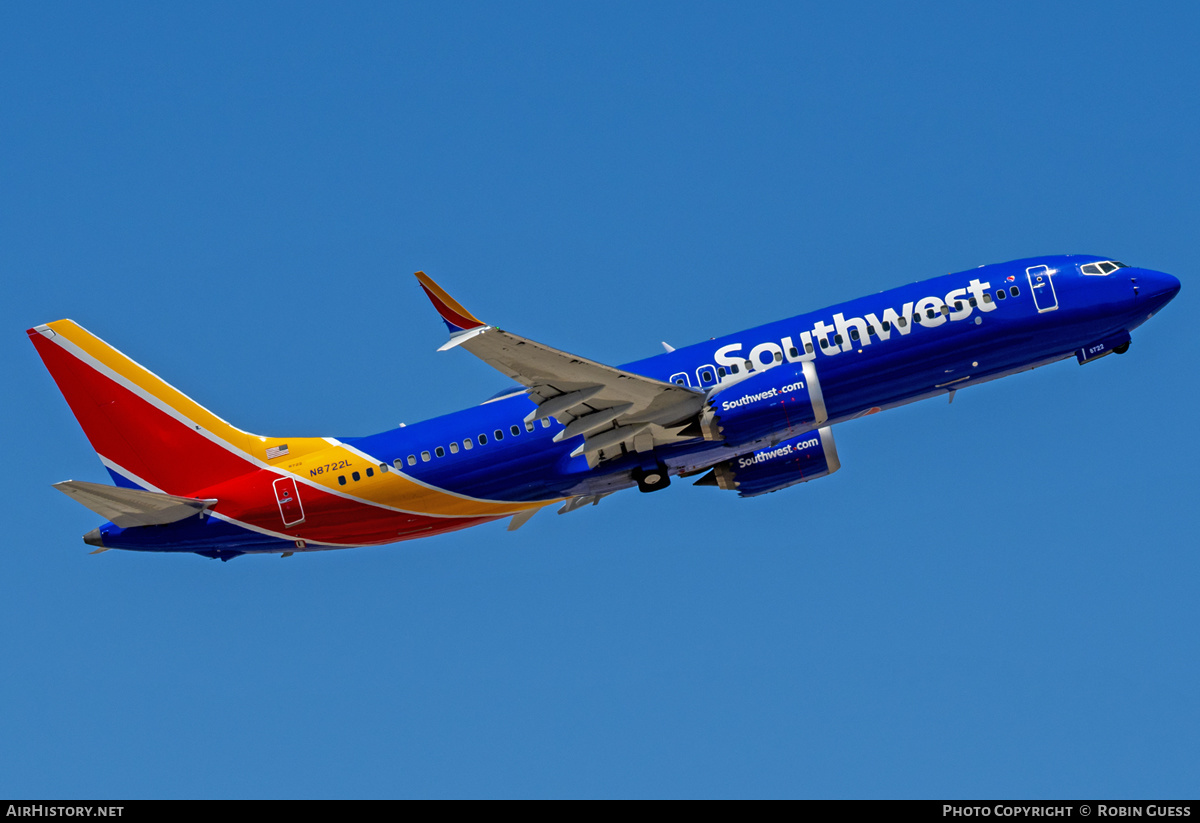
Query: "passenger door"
1027 265 1059 313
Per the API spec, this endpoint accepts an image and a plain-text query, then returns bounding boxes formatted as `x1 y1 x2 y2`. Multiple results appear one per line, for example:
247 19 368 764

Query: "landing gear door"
273 476 306 527
1027 265 1059 313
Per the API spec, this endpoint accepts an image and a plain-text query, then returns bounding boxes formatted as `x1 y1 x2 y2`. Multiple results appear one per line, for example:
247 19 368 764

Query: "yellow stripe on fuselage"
284 444 554 517
47 320 553 518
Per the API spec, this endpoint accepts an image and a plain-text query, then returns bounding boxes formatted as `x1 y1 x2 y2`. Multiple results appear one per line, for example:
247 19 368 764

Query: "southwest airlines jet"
29 256 1180 561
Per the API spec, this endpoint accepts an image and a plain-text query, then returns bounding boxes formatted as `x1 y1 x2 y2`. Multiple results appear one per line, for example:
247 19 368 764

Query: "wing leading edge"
414 271 706 466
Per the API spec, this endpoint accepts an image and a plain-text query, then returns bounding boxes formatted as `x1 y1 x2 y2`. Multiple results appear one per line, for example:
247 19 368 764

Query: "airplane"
28 255 1180 561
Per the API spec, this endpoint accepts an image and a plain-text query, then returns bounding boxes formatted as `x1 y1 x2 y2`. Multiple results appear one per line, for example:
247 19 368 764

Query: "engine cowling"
700 359 828 448
699 426 841 497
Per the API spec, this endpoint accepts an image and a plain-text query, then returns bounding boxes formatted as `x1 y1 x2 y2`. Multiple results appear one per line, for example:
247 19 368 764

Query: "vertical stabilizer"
28 321 278 495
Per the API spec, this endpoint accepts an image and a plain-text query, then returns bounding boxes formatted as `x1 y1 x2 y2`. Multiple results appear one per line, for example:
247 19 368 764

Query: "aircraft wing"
415 272 706 465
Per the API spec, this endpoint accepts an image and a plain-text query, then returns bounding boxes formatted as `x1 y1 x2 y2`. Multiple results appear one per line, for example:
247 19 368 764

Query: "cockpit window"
1081 260 1128 276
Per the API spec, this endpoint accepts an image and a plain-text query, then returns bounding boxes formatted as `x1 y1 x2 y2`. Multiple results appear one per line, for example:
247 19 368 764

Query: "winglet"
414 271 487 335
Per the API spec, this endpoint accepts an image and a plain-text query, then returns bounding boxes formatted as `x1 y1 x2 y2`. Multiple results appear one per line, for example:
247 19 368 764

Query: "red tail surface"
28 320 282 495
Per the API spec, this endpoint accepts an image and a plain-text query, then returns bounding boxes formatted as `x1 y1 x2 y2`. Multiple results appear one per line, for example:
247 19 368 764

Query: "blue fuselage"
70 253 1180 558
343 254 1180 502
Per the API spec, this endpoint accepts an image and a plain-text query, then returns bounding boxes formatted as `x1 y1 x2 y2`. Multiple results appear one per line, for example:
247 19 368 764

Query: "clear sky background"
2 2 1197 799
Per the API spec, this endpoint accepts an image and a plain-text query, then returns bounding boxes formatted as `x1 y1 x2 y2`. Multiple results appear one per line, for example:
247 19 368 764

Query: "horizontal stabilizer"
54 480 217 528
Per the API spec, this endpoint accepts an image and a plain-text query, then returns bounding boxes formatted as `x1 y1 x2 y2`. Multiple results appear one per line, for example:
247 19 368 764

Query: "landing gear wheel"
1113 342 1130 354
633 464 671 493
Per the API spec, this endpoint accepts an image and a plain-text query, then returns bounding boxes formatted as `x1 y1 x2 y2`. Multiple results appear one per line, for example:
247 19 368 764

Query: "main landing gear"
633 462 671 493
1114 341 1130 354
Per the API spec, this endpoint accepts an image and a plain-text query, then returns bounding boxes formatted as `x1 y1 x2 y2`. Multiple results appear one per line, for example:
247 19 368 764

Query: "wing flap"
54 480 217 528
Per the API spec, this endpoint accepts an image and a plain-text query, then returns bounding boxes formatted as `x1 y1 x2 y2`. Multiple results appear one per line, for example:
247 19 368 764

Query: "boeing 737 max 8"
28 255 1180 560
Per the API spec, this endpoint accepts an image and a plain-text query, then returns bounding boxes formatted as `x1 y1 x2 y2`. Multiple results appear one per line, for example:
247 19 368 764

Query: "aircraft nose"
1133 268 1182 312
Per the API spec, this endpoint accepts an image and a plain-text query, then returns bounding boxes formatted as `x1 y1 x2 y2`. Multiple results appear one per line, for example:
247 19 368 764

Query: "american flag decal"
266 444 289 459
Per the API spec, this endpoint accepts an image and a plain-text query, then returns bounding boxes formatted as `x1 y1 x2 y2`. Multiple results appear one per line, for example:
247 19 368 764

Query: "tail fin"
28 320 284 495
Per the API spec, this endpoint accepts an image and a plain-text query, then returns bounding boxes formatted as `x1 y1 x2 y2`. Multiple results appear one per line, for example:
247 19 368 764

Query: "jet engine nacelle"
699 426 841 497
700 360 829 447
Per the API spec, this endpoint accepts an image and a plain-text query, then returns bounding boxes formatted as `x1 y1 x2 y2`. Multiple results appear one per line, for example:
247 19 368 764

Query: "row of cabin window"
337 466 380 486
399 417 554 467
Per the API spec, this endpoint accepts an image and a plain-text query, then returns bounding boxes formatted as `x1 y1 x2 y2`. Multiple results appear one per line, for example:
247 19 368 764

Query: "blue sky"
2 2 1197 798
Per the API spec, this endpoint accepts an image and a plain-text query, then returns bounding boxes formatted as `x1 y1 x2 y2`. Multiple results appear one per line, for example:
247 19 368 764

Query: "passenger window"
494 429 504 441
866 326 875 336
541 419 551 428
394 458 404 470
511 425 520 436
420 452 430 462
996 290 1006 300
940 305 950 316
898 317 907 327
882 320 891 331
463 439 473 450
379 463 388 473
525 421 534 432
449 442 459 454
478 434 487 445
730 363 740 374
744 360 754 371
819 338 829 349
718 366 727 377
338 476 346 485
982 293 992 303
774 351 783 362
805 343 814 354
435 446 445 458
968 298 977 307
954 302 963 311
925 309 936 319
366 467 374 477
701 370 713 382
1010 286 1020 297
834 334 844 345
407 455 416 466
850 329 860 340
352 471 361 481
